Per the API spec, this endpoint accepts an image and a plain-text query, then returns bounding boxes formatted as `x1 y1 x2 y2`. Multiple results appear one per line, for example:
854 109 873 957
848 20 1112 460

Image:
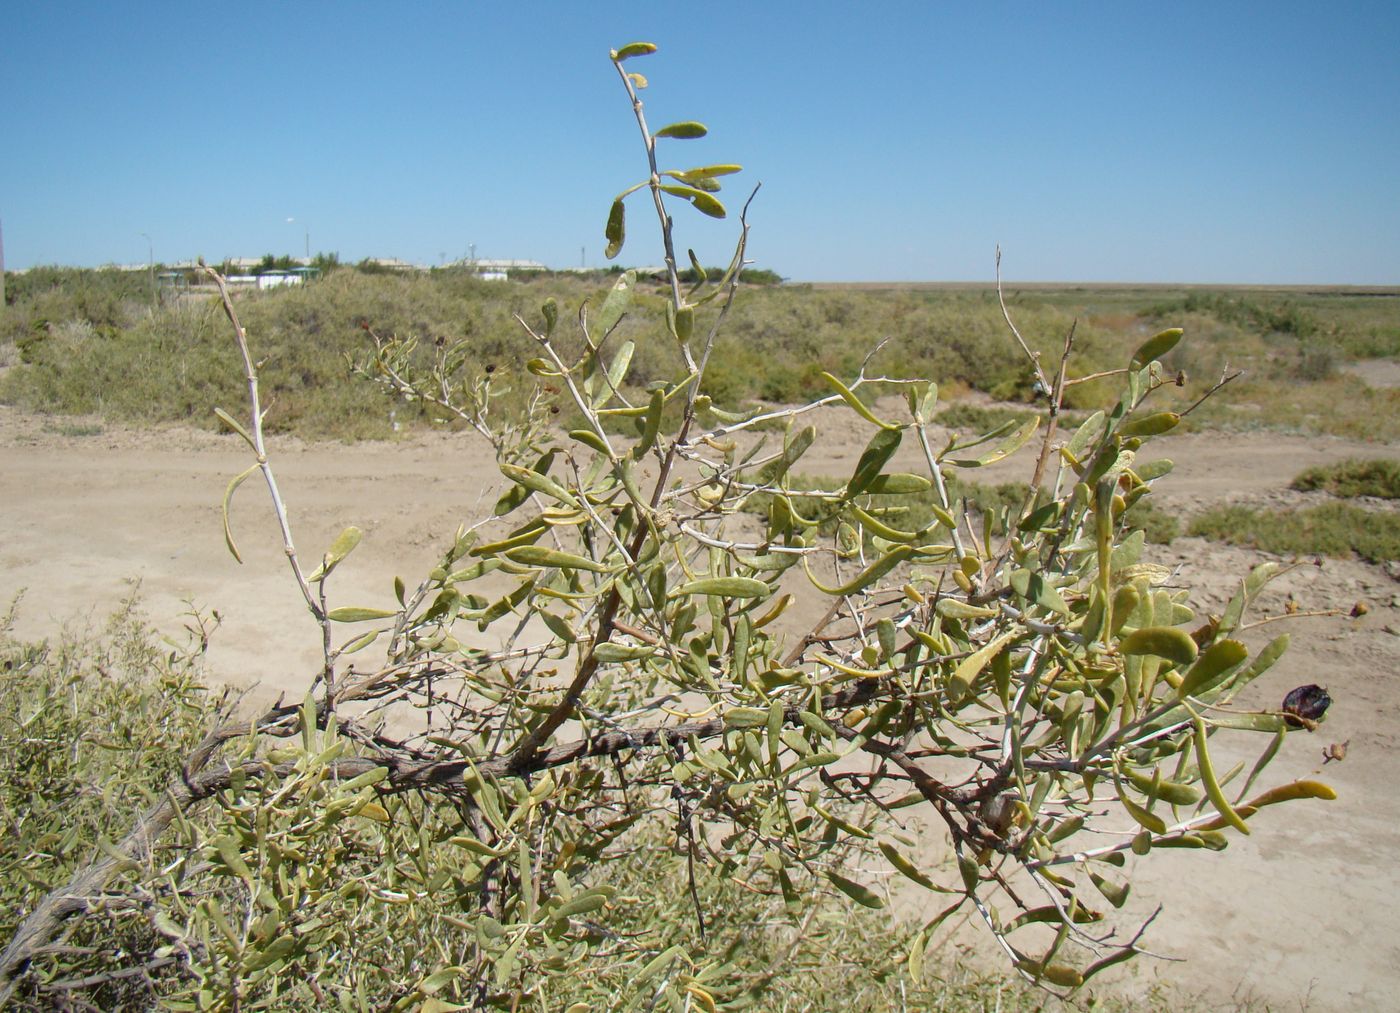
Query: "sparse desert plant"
2 42 1338 1009
1291 458 1400 499
1189 502 1400 564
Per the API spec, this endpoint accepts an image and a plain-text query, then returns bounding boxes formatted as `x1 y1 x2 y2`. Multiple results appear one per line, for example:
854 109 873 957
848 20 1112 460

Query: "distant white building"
256 271 301 290
451 257 547 281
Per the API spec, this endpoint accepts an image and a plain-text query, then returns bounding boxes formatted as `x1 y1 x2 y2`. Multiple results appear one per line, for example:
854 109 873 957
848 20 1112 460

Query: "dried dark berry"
1282 684 1331 728
485 364 497 374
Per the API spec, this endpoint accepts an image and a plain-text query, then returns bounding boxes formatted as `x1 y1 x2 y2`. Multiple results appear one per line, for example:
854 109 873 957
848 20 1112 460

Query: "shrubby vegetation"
4 270 1398 443
1187 458 1400 563
1189 502 1400 564
1291 458 1400 500
0 41 1351 1010
1 602 1171 1010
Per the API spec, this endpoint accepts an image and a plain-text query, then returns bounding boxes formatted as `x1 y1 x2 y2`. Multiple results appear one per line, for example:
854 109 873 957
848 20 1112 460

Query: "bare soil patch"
2 403 1397 1010
1341 357 1400 389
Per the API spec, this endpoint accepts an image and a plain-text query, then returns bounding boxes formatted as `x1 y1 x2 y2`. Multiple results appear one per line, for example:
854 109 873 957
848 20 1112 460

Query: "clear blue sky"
4 2 1398 283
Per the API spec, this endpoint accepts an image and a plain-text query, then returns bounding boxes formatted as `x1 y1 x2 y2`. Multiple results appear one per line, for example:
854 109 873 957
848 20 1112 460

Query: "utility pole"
0 218 6 307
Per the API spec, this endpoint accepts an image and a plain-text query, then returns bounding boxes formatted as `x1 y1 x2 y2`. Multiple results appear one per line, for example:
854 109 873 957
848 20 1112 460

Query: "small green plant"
1291 458 1400 499
2 42 1336 1009
41 420 104 437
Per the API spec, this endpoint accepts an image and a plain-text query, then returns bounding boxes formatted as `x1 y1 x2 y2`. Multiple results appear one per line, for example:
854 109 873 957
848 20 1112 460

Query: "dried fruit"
1282 684 1332 728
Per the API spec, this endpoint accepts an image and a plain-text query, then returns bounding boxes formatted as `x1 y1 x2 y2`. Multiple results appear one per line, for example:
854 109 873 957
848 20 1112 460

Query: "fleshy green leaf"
1194 715 1250 835
593 642 656 663
822 371 898 430
1177 638 1249 699
847 427 903 497
327 606 399 623
826 870 885 909
213 406 255 449
688 190 726 218
655 121 708 139
671 577 770 599
1119 626 1198 666
864 473 932 495
308 525 364 583
1119 412 1181 438
594 269 635 335
220 463 260 564
952 416 1041 467
805 545 914 597
1130 327 1183 368
503 546 610 573
612 41 658 61
604 199 625 260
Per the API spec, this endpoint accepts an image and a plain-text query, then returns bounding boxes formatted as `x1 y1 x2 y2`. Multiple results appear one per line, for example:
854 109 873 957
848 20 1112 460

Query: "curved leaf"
1120 412 1181 438
864 472 932 495
308 525 364 583
671 577 770 599
612 41 658 61
821 371 898 430
604 199 625 260
805 545 914 597
1177 638 1249 698
655 121 708 139
1130 327 1183 368
220 463 260 564
951 416 1041 467
1194 715 1250 835
688 190 726 218
826 870 885 909
847 427 903 497
1119 626 1198 666
503 546 610 573
593 642 656 663
327 606 399 623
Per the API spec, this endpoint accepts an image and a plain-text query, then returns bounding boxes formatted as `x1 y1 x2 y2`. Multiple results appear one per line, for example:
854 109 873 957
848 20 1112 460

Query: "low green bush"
0 600 1114 1010
1188 502 1400 563
1291 458 1400 499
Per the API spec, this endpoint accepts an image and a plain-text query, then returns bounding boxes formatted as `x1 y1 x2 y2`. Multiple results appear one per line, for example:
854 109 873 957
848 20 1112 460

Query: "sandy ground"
3 401 1399 1010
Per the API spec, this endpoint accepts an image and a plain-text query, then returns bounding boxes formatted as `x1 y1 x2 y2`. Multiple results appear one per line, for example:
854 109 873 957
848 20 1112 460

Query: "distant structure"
0 218 6 306
452 257 547 282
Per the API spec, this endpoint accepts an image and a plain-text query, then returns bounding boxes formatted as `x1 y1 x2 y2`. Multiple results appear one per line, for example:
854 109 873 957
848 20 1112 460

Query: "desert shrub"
0 596 225 1009
1188 502 1400 563
0 603 1128 1010
1144 292 1326 340
1291 458 1400 499
2 43 1335 1009
1187 374 1400 442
